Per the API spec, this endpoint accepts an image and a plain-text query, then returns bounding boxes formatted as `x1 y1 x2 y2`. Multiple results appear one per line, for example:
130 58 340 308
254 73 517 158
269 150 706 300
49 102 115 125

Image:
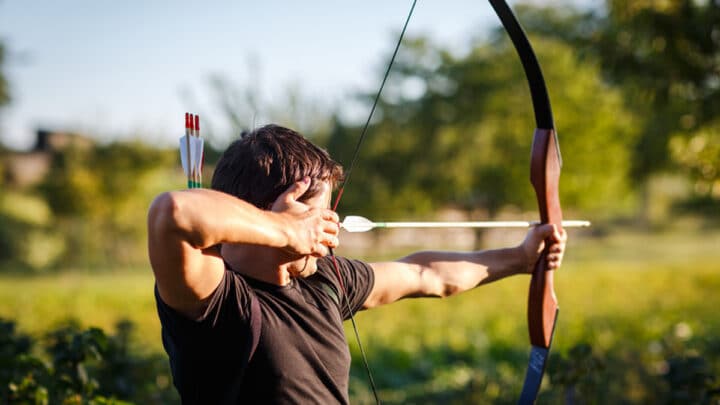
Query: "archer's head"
211 124 344 209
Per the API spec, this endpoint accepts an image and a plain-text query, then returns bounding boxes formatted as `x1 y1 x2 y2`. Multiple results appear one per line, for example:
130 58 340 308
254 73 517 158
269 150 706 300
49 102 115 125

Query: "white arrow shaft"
378 220 589 228
340 215 590 233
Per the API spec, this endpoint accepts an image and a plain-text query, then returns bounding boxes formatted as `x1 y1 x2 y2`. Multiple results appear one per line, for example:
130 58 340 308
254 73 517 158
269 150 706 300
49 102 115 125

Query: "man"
147 124 566 404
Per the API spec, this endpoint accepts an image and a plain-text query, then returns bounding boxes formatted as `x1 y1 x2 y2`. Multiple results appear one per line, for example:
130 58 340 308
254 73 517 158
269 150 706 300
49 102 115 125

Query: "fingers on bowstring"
325 234 340 250
313 236 336 257
322 220 340 250
323 210 340 229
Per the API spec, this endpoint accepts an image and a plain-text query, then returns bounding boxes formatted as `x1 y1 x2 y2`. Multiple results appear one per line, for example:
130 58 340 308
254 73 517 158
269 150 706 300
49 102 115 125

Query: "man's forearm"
149 189 289 250
400 247 527 298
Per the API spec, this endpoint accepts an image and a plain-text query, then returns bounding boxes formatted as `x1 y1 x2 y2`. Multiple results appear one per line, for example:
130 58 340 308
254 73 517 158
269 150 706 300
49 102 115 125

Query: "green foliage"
542 334 720 404
0 193 62 272
341 223 720 403
4 310 718 404
1 139 184 272
670 121 720 205
550 343 605 402
597 0 719 187
0 140 182 272
346 316 720 404
0 226 719 403
328 33 638 219
0 318 176 404
29 141 178 270
517 1 720 199
39 141 173 218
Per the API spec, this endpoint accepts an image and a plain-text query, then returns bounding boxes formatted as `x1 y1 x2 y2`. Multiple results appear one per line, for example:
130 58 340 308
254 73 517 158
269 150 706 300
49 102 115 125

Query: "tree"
327 32 639 221
517 1 720 214
36 140 177 269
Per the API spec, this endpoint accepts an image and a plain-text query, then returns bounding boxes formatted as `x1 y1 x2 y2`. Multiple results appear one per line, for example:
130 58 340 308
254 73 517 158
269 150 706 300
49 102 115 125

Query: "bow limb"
487 1 563 403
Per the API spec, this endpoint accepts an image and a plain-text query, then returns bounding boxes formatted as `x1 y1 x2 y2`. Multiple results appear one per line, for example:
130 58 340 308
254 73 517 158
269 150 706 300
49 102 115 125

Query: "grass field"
1 224 718 403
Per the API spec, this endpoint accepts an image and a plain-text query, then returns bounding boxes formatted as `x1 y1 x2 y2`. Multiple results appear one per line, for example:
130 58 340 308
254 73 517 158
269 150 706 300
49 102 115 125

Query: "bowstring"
332 0 418 212
328 1 418 404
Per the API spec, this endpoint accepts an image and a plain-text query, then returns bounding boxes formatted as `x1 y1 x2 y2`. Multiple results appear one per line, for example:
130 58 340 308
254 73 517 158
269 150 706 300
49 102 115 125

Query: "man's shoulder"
317 255 371 272
313 255 375 315
315 256 373 284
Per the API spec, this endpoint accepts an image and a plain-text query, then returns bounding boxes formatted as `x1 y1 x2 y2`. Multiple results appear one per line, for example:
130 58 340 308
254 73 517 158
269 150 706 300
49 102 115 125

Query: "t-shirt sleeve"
155 268 254 338
154 268 261 403
200 268 255 326
318 256 375 320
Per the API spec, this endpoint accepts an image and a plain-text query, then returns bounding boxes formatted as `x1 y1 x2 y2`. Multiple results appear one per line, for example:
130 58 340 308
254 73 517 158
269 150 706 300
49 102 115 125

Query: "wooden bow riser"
528 128 563 349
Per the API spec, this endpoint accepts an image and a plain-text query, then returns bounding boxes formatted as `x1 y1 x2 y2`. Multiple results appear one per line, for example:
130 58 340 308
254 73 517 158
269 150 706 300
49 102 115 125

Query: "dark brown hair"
211 124 343 209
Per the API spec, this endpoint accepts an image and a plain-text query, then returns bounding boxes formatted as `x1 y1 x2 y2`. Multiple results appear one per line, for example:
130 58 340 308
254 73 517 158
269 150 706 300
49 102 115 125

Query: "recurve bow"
487 1 564 403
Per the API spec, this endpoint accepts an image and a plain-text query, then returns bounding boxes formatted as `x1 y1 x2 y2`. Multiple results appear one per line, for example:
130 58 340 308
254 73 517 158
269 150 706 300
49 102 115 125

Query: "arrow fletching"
191 135 203 183
180 112 206 188
179 135 191 176
341 215 377 233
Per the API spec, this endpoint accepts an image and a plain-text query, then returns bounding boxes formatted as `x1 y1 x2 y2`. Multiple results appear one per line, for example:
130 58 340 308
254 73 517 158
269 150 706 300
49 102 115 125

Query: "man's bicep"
363 261 434 309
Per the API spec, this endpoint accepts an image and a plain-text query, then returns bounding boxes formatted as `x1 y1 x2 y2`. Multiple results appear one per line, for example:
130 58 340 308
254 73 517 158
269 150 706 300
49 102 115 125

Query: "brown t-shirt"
155 255 375 404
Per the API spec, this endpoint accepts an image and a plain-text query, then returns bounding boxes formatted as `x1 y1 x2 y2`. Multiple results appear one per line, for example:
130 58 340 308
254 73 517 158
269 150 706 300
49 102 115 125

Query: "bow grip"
528 128 563 348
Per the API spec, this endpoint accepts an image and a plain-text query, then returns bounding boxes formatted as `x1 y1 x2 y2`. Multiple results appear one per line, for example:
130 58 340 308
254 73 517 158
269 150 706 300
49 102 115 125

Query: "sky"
0 1 580 151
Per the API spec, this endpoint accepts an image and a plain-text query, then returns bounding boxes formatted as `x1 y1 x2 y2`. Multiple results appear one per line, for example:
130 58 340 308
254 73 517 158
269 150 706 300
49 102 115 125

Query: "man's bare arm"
363 224 566 309
147 180 338 317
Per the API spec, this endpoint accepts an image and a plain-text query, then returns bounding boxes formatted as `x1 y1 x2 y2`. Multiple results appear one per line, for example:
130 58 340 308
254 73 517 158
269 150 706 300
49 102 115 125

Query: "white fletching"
191 136 204 175
341 216 376 233
179 135 191 177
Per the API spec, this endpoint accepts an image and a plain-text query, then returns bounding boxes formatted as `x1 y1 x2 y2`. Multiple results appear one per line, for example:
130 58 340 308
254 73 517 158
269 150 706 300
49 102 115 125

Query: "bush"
0 318 177 405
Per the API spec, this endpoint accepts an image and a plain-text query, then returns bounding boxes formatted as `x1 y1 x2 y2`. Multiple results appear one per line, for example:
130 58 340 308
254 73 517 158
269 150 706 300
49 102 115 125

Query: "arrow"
180 112 193 188
191 114 204 188
340 215 590 233
180 112 204 188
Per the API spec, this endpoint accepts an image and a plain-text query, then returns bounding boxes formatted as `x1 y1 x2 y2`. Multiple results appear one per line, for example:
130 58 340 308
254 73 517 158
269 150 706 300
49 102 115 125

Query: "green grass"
344 225 720 403
1 225 719 403
0 271 162 352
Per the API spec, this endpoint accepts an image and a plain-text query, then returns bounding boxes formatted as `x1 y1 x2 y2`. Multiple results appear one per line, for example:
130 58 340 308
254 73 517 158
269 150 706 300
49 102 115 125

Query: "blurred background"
0 1 718 403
